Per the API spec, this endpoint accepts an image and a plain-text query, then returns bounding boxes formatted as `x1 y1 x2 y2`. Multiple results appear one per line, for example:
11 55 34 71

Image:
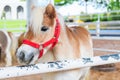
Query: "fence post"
96 14 100 37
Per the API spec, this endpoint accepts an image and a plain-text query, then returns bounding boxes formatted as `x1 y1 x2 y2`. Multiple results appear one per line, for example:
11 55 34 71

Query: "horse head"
16 3 60 64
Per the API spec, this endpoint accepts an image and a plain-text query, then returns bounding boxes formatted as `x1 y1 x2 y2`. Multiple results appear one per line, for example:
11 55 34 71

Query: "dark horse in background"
0 30 18 66
0 30 43 80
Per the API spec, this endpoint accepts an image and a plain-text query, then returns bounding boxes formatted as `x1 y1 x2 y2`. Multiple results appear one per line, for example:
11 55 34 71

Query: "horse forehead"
32 7 45 16
30 7 45 28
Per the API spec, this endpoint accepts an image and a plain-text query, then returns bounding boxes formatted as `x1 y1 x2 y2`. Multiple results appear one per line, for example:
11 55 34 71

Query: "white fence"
1 20 120 37
0 11 120 37
67 20 120 37
94 48 120 53
0 53 120 79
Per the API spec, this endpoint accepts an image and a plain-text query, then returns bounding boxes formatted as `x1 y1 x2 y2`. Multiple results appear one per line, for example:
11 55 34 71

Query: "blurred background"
0 0 120 37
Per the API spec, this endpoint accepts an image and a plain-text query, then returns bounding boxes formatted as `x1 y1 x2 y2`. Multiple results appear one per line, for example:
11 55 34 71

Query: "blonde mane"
29 7 45 35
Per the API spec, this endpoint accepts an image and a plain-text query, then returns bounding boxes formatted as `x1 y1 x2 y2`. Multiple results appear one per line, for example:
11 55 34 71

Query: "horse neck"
57 13 70 38
53 17 74 60
57 14 67 36
57 14 65 27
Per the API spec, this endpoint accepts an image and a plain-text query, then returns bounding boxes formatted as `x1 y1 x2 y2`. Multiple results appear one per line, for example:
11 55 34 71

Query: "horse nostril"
19 51 25 60
29 55 34 63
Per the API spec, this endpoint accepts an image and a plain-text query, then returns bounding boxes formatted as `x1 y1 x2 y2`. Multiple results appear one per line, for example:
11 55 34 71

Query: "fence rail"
0 53 120 79
66 21 120 26
94 48 120 53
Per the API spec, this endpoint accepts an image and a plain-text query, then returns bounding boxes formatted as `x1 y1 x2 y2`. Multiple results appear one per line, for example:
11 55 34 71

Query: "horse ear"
45 4 56 18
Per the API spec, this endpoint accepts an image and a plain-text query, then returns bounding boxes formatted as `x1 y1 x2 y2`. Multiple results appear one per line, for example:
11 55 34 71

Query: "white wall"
0 0 27 20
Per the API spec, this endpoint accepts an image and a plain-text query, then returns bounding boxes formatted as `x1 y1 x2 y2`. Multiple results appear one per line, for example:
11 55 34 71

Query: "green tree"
54 0 78 6
108 0 120 11
20 0 26 1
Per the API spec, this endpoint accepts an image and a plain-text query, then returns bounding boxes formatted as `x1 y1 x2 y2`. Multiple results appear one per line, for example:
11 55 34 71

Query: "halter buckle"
39 44 43 50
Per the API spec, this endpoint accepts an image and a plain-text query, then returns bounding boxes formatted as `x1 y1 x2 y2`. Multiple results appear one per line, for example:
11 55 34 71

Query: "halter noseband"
22 19 61 59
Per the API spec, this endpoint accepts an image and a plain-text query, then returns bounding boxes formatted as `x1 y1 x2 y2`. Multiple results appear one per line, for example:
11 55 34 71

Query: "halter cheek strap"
23 19 61 59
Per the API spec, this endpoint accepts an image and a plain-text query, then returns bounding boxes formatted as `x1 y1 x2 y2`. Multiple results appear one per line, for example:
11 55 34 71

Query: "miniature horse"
0 30 18 66
16 3 93 80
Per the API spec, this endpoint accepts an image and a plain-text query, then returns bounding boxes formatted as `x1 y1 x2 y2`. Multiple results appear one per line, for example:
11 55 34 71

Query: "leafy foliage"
107 0 120 11
54 0 78 5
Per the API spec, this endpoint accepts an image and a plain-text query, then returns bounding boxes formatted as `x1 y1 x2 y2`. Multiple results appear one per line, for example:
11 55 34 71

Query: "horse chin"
18 57 35 65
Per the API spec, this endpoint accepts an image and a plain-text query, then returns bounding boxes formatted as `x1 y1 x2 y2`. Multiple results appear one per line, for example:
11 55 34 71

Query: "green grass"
0 20 26 32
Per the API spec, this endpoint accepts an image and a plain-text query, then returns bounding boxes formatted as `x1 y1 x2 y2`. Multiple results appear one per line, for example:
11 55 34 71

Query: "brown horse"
0 31 42 80
16 3 93 80
0 30 18 67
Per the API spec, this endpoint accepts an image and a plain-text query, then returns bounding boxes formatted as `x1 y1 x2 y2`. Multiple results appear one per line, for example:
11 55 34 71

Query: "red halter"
23 19 61 59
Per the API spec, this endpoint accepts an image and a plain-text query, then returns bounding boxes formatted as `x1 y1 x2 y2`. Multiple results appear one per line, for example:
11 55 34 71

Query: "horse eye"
41 26 49 32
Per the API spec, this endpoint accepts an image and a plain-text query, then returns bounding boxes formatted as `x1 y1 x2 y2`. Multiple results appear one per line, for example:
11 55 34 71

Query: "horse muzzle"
16 50 34 64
